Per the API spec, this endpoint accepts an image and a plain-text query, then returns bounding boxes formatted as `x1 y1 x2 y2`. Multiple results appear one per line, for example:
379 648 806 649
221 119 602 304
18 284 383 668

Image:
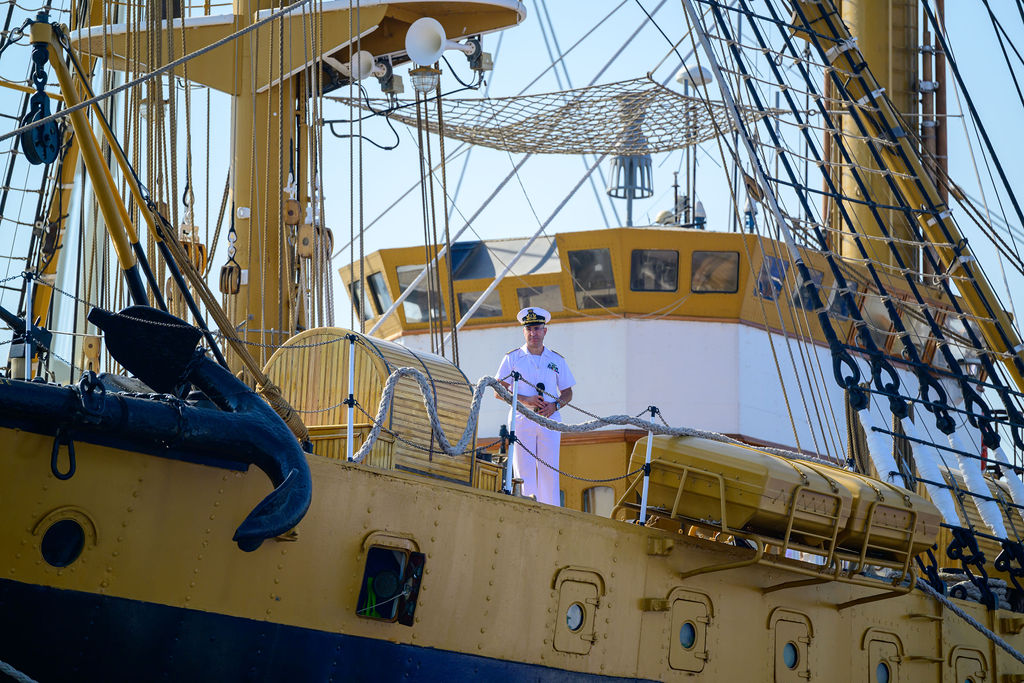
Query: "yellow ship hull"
2 424 1021 681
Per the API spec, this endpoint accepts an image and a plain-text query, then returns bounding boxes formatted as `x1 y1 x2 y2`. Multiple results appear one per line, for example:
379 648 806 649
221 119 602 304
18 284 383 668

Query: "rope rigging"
686 0 1024 460
336 77 777 157
664 1 1024 580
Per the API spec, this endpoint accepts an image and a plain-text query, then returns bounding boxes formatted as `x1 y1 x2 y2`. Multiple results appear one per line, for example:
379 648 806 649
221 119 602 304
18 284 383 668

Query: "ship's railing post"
503 371 521 494
23 271 34 380
639 405 658 524
344 333 358 461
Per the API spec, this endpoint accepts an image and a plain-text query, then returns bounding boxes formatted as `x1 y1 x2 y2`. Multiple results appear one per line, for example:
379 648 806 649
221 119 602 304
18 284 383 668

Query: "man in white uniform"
495 307 575 506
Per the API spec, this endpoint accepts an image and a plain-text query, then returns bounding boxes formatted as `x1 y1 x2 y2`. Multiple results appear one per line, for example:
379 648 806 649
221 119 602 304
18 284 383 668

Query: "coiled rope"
350 366 835 467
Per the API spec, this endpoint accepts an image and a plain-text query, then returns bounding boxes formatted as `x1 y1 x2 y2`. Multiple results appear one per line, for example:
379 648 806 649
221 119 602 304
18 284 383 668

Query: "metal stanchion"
503 371 521 494
639 405 659 524
24 272 34 380
344 333 358 461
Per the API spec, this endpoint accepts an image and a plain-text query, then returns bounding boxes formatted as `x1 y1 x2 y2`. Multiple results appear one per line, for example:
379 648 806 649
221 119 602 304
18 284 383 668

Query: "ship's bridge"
341 226 970 504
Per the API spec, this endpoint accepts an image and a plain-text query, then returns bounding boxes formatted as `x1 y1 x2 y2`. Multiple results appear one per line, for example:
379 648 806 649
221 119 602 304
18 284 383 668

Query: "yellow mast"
31 22 149 307
836 0 918 271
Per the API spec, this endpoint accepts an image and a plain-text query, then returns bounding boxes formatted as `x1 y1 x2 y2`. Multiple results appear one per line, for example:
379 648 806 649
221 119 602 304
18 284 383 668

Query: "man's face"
523 324 547 345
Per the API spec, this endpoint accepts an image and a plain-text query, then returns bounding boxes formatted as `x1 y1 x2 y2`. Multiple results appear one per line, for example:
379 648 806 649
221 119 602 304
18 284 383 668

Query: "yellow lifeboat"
625 435 940 565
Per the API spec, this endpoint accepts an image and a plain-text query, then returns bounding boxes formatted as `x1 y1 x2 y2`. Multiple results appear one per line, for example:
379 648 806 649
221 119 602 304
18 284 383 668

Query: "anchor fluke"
232 468 311 552
88 304 312 551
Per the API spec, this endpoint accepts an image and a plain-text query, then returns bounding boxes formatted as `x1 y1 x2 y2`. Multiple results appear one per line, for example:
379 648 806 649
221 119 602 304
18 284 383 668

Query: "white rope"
350 367 835 466
0 659 37 683
916 578 1024 666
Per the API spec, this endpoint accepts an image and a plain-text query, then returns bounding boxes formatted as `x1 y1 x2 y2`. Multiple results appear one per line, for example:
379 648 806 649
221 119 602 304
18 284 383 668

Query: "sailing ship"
1 0 1024 680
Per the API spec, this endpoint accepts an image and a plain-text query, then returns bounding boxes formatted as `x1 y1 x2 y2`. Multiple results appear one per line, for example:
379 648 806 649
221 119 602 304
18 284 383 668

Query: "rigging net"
331 76 777 156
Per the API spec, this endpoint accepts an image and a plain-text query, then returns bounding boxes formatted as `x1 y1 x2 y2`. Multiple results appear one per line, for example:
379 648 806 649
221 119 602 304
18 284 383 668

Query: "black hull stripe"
0 578 654 682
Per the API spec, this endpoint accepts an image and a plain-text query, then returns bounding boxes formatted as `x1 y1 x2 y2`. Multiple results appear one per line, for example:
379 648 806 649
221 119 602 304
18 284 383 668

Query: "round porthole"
566 603 585 632
41 518 85 567
679 621 697 649
876 661 890 683
782 642 799 669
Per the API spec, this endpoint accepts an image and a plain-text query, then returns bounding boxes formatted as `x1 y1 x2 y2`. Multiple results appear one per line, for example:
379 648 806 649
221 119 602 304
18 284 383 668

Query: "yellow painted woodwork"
179 225 208 274
307 423 395 467
283 198 301 226
296 223 315 258
79 334 101 371
557 430 645 513
68 7 387 95
471 456 502 492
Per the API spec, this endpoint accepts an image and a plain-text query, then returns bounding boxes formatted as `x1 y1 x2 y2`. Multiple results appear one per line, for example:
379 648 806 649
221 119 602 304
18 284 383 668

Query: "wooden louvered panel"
264 329 386 428
473 458 503 492
262 327 475 484
394 452 472 482
307 424 394 468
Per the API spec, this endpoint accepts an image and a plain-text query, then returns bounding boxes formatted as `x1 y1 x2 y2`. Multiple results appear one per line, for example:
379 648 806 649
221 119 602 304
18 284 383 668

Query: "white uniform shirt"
496 345 576 422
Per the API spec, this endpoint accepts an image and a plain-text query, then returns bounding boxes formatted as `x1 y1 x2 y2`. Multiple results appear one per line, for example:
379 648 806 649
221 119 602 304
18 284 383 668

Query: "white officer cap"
517 307 550 327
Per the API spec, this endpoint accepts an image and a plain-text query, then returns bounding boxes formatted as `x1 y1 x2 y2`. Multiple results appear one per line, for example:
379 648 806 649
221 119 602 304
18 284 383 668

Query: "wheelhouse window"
396 265 446 324
582 486 614 517
791 268 824 310
349 281 373 321
568 248 618 309
517 284 564 312
753 254 788 300
861 289 893 351
457 290 503 320
692 251 739 293
828 280 860 320
368 272 393 314
630 250 678 292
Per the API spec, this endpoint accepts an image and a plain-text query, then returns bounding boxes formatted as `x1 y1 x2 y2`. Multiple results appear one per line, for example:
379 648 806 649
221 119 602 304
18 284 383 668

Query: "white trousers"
512 416 561 506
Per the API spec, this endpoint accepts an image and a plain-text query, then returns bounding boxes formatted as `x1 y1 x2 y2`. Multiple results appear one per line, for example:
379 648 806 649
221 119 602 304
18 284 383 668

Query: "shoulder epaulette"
549 349 564 358
506 348 519 356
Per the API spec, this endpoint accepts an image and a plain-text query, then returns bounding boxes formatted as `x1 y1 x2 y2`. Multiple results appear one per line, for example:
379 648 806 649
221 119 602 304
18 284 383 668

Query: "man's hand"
520 394 545 410
535 400 557 418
